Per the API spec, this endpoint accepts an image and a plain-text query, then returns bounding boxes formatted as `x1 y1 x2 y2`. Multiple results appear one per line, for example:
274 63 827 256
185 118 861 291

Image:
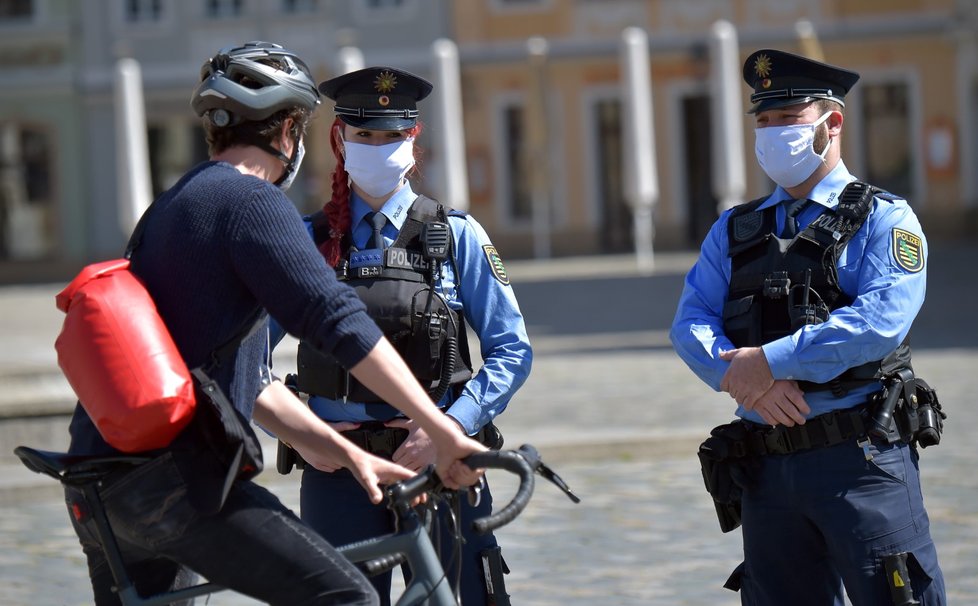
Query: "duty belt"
340 423 409 459
739 406 869 456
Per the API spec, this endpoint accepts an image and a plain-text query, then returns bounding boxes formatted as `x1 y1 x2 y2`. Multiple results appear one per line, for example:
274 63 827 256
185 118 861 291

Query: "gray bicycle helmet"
191 41 320 127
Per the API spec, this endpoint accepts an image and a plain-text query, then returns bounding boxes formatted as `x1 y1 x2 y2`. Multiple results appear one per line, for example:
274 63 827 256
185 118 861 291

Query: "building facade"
0 0 975 281
451 0 978 256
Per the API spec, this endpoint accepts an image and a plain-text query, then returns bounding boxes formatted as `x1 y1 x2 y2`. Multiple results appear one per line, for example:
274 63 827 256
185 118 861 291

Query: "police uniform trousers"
734 438 946 605
301 466 499 606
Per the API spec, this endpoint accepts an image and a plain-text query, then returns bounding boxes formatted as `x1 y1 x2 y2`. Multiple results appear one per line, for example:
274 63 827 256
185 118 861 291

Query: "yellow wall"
450 0 973 254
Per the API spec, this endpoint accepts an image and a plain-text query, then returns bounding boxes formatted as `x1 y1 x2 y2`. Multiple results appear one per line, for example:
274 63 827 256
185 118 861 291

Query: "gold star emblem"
754 54 773 79
374 70 397 93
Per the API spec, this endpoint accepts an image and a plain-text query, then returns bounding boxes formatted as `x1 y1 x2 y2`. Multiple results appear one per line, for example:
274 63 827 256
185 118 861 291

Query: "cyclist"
64 41 485 605
275 66 532 605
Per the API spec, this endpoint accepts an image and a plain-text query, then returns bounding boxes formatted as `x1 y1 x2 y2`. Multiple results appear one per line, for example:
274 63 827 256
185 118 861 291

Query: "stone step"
0 369 75 418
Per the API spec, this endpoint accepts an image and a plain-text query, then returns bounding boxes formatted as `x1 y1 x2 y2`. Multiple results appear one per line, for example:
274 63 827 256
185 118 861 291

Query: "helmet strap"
272 138 302 188
239 133 293 183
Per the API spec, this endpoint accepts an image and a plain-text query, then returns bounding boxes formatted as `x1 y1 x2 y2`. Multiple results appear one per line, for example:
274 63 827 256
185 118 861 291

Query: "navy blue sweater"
68 161 383 454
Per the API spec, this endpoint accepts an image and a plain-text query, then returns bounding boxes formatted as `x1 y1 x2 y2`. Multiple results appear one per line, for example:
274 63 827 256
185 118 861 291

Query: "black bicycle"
14 444 578 606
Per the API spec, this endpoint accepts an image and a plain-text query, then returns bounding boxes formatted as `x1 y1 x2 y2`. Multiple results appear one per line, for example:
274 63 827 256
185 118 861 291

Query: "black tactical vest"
295 195 472 404
723 182 910 394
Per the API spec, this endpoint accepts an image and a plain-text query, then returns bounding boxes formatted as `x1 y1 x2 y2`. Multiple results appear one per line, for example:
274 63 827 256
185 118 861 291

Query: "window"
147 122 210 197
353 0 417 23
206 0 243 18
19 128 50 202
0 124 56 260
366 0 406 7
503 105 532 222
124 0 163 22
282 0 317 13
859 82 913 199
0 0 32 21
970 77 978 205
489 0 549 12
593 98 632 250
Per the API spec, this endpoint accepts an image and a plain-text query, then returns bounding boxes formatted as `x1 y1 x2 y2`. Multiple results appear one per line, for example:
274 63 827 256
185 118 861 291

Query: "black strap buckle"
360 427 408 459
763 429 792 454
763 425 813 454
763 272 791 298
821 413 843 445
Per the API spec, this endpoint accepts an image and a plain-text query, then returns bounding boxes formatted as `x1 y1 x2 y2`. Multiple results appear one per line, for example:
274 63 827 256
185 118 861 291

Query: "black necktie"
781 198 812 238
369 212 387 250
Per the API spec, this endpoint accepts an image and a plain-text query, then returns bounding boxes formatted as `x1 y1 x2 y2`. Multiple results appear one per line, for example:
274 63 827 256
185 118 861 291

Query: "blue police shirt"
670 161 927 423
272 184 532 436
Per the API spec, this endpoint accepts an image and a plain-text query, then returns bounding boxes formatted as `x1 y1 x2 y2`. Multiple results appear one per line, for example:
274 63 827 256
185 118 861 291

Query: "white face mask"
343 138 415 198
754 112 833 188
276 137 305 192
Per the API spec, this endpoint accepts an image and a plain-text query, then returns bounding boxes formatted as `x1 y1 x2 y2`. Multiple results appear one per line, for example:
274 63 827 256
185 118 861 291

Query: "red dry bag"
54 259 195 452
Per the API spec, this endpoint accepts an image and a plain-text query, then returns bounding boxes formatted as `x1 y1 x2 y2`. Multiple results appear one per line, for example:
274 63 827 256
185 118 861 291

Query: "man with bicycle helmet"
64 41 485 605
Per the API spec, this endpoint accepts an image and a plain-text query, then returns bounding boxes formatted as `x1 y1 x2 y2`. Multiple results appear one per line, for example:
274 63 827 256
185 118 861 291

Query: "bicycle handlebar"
384 447 537 535
465 449 535 535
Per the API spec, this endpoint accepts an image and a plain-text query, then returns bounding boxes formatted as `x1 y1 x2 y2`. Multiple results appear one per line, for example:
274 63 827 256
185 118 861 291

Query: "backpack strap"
123 196 267 376
124 197 162 258
201 309 267 375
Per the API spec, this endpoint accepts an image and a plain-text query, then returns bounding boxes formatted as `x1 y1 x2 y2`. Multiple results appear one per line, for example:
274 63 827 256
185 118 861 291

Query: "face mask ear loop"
813 111 834 161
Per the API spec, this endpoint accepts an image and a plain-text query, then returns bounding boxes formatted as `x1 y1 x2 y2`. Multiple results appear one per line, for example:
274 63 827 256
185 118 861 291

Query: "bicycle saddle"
14 446 150 485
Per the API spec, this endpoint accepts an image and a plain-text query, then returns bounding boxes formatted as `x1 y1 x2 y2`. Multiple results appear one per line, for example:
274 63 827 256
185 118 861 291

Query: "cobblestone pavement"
1 349 975 606
0 243 975 605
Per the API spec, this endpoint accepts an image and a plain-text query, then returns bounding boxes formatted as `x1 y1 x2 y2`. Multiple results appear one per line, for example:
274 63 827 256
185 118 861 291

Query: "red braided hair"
318 118 424 267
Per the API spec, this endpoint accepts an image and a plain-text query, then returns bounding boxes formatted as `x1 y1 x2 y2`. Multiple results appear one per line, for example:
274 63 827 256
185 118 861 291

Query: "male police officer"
671 49 946 605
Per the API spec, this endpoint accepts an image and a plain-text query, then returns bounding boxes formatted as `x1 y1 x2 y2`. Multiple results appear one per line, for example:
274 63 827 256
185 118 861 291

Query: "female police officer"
276 66 532 606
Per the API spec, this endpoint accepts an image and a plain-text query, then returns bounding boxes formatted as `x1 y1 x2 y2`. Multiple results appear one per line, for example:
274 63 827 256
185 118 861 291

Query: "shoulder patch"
482 245 510 284
732 211 763 242
892 228 924 273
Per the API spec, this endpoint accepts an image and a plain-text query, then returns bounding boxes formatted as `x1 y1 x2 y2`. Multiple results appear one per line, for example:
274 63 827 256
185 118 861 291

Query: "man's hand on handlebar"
433 429 487 490
344 449 420 505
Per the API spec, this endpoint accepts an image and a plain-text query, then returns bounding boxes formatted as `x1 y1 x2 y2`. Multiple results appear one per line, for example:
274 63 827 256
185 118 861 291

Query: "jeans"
65 452 378 606
734 440 946 606
301 466 501 606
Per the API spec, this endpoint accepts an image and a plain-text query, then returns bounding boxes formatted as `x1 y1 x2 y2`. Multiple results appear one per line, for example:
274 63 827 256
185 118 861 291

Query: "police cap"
743 49 859 114
319 66 433 131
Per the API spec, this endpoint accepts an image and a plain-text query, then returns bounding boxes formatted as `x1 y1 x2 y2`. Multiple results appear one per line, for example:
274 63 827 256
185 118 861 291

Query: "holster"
697 421 751 533
867 371 948 448
480 545 511 606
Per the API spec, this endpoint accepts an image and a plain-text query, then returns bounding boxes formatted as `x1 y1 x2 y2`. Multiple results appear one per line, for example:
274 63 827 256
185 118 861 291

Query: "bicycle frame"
339 505 457 606
339 446 576 606
14 445 576 606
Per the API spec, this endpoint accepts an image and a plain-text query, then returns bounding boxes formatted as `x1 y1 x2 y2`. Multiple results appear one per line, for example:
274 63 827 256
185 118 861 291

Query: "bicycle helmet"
191 41 320 127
